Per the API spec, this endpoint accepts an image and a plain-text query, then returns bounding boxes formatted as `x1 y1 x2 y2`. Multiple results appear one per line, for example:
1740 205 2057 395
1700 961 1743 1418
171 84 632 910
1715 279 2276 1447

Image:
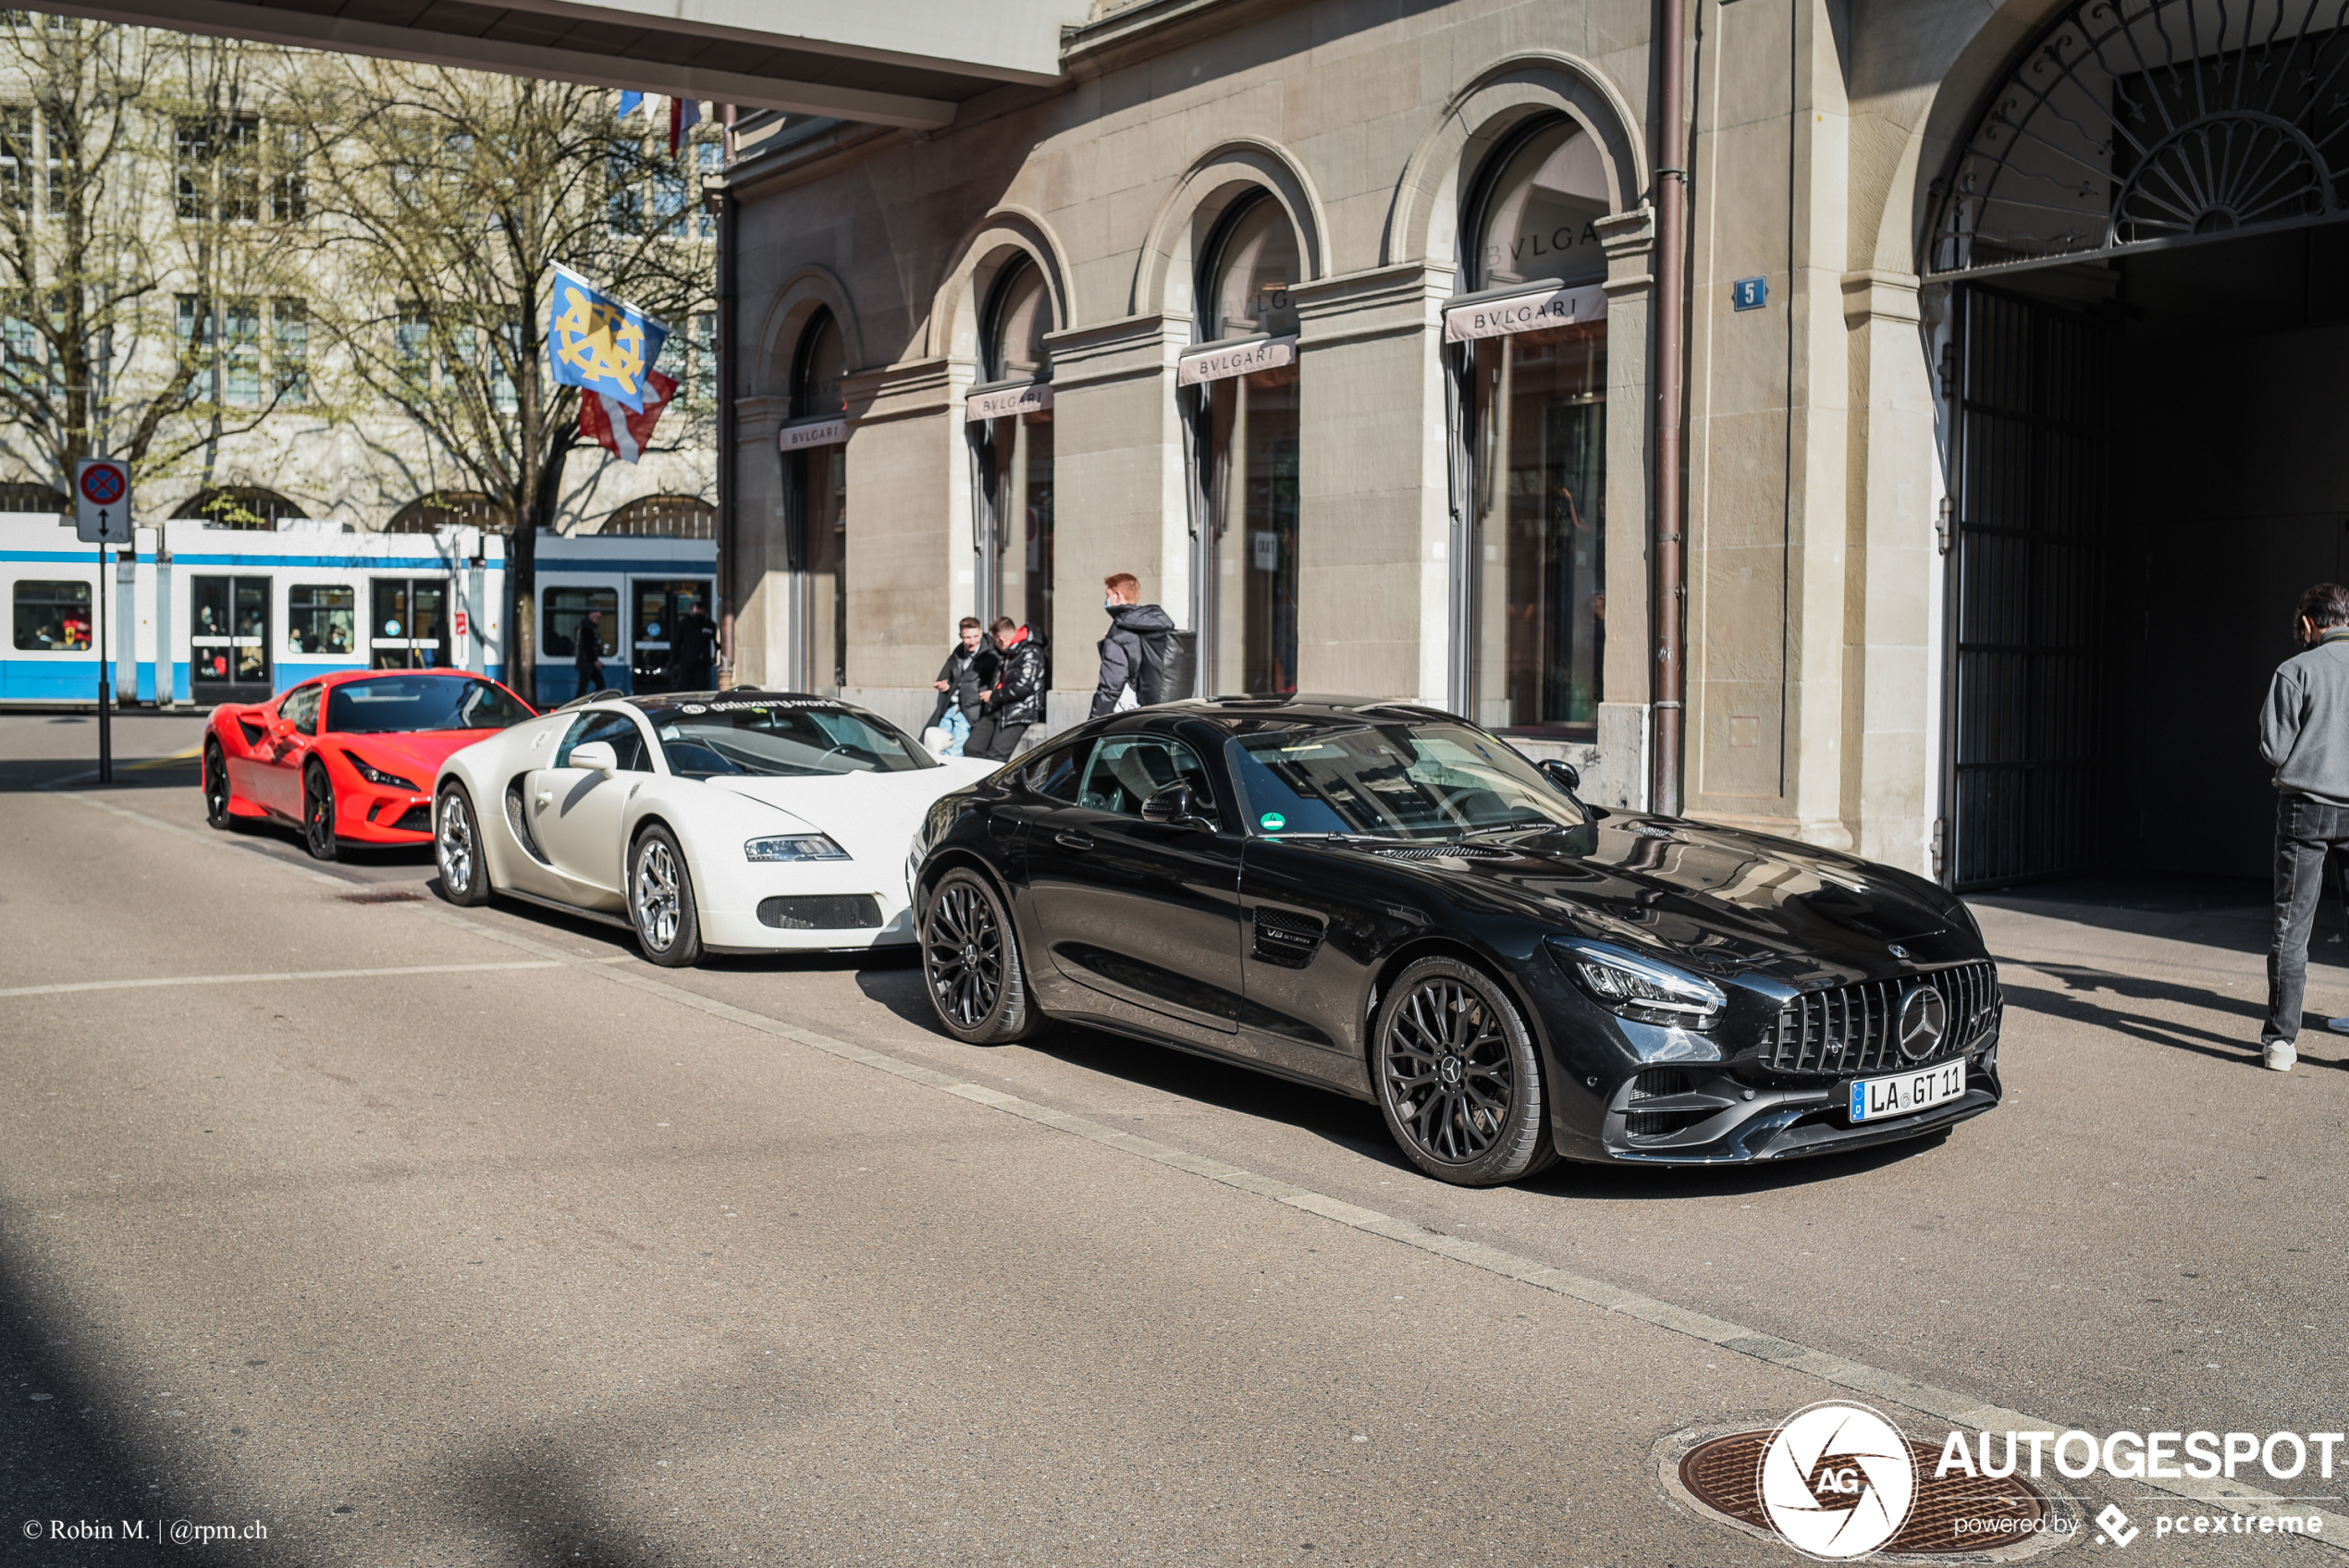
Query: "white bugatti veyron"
431 691 1000 965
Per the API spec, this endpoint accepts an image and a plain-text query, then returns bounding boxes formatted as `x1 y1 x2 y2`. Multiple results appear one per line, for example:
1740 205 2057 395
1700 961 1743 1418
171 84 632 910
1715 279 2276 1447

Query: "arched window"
790 309 847 692
1456 116 1609 736
180 486 307 530
602 495 715 539
1467 119 1610 292
386 491 512 534
972 255 1055 641
1196 192 1303 695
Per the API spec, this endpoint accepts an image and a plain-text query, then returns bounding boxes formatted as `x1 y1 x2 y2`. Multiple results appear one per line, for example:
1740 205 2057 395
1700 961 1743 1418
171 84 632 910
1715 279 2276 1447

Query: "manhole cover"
1677 1429 2057 1555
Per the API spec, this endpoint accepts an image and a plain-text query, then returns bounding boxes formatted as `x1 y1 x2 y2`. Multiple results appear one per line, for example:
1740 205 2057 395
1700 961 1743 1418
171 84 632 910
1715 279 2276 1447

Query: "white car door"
525 708 655 902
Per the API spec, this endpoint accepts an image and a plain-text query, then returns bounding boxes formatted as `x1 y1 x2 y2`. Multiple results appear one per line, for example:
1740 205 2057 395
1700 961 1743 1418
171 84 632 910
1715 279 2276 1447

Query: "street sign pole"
96 541 110 782
73 457 133 786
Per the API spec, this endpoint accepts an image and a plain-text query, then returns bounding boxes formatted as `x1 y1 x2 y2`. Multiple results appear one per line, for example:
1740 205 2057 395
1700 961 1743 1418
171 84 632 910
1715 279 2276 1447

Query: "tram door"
189 575 272 704
370 578 449 669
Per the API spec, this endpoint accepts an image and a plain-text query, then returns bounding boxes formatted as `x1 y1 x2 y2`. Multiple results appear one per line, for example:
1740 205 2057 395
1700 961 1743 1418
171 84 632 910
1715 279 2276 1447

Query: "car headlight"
744 833 851 863
1549 938 1727 1029
347 754 420 791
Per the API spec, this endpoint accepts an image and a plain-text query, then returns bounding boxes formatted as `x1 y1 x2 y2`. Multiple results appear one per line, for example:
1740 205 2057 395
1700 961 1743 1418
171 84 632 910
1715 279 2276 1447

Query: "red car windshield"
325 675 533 735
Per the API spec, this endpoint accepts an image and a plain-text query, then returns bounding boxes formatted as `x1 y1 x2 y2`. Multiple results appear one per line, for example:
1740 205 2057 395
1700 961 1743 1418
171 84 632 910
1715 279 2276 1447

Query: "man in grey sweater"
2257 582 2349 1071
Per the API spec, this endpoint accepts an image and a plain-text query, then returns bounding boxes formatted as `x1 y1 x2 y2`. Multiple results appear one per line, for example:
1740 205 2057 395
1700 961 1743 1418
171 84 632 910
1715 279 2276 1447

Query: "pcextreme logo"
1758 1402 1919 1561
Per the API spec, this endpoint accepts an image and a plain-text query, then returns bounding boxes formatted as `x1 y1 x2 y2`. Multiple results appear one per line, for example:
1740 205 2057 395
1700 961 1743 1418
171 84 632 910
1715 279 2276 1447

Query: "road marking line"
122 744 203 771
1 961 568 998
54 784 2349 1548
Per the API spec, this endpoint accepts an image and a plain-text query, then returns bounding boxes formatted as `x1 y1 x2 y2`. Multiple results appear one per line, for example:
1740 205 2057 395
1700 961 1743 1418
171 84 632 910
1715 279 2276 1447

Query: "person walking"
1091 572 1181 718
2257 582 2349 1072
926 617 998 755
670 594 719 692
572 608 607 700
971 615 1048 761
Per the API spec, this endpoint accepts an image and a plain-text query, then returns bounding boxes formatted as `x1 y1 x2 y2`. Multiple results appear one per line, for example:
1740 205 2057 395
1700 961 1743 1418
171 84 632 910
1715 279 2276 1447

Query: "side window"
555 710 650 772
1023 740 1090 802
1076 735 1213 817
283 683 323 736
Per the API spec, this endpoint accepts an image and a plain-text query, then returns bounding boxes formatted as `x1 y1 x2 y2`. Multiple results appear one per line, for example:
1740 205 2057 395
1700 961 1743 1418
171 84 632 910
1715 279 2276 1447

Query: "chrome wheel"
1382 976 1516 1164
437 794 474 893
924 879 1002 1030
633 836 682 951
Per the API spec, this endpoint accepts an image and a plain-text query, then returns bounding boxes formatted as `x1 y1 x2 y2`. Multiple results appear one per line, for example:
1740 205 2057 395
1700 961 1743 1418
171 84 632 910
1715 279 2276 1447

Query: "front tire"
436 784 491 906
203 741 231 829
302 764 338 861
919 867 1035 1044
630 826 703 967
1372 957 1557 1186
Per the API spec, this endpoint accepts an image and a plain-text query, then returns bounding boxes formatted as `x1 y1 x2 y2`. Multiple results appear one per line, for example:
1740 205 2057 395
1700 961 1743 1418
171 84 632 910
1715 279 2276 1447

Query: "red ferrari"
202 669 535 860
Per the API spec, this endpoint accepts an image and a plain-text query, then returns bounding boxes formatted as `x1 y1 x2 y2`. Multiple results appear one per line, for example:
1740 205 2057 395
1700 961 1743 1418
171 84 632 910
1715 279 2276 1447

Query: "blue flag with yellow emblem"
547 263 669 413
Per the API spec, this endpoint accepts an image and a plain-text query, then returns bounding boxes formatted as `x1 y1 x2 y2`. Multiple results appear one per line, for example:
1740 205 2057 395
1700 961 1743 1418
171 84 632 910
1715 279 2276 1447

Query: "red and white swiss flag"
580 367 678 464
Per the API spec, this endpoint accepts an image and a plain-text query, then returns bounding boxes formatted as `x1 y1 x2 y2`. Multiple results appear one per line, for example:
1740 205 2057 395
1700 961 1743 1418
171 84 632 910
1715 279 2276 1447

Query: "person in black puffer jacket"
971 615 1049 761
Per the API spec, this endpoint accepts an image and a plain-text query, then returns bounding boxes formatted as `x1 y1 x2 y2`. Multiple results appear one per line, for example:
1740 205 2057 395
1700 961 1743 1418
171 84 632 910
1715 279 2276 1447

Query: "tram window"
288 583 355 655
13 580 92 651
543 586 617 659
371 577 449 670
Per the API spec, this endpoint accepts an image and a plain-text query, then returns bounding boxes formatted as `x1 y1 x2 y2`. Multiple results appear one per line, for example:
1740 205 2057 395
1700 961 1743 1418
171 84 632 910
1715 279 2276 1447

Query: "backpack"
1133 626 1193 706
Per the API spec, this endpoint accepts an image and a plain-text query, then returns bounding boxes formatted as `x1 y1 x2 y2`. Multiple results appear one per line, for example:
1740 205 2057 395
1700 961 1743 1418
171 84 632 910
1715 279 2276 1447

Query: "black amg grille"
757 894 882 931
1764 961 1999 1076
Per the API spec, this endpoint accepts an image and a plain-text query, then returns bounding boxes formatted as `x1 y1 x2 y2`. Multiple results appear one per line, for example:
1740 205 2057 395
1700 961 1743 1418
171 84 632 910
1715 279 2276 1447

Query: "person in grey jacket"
2256 582 2349 1071
1091 572 1178 718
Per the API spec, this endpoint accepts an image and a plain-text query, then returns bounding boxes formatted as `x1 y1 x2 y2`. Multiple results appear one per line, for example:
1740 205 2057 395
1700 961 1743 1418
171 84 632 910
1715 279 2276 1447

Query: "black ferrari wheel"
436 784 491 906
302 764 338 862
1372 957 1556 1185
630 825 704 967
920 868 1034 1044
202 741 231 830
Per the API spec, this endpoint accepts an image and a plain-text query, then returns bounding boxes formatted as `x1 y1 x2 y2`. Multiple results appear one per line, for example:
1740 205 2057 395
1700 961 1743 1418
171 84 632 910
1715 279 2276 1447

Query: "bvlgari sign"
1175 334 1298 386
965 380 1053 422
1443 282 1607 343
778 416 847 451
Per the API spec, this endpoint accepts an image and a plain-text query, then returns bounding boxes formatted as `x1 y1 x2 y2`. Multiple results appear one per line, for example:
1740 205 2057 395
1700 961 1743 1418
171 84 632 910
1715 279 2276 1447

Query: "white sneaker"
2265 1042 2296 1072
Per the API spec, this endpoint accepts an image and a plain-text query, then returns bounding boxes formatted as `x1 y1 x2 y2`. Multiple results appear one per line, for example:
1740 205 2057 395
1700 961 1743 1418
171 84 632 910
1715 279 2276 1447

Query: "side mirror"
1140 782 1203 827
1540 758 1581 796
569 741 620 775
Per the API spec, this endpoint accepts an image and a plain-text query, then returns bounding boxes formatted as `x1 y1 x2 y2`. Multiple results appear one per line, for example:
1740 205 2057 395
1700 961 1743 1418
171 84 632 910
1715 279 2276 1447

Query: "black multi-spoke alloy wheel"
302 764 339 861
1372 956 1556 1185
630 824 703 967
436 784 491 906
919 867 1034 1044
202 741 231 829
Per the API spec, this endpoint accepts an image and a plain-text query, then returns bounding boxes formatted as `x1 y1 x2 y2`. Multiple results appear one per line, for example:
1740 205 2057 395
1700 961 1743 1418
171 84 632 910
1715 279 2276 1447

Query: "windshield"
325 675 534 735
650 698 935 778
1228 722 1584 839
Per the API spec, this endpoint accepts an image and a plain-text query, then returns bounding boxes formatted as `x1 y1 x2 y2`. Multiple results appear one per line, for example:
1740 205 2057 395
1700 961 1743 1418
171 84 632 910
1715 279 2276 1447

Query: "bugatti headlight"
744 833 850 863
347 754 420 791
1549 937 1727 1029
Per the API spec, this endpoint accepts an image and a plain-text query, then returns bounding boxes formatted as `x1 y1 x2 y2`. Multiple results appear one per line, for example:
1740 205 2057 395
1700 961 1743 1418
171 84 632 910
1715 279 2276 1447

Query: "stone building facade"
717 0 2349 887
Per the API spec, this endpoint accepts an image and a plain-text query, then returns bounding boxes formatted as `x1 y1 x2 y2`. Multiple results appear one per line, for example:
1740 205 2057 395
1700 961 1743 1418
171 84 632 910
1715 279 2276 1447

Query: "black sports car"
908 697 2001 1186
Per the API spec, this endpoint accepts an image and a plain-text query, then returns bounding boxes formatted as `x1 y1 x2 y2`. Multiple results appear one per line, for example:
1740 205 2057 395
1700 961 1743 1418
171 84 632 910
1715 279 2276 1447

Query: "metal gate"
1947 286 2115 889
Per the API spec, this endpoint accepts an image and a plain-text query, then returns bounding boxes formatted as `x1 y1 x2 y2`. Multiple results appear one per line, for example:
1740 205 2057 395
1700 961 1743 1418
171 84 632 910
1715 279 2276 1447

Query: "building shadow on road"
0 1245 229 1566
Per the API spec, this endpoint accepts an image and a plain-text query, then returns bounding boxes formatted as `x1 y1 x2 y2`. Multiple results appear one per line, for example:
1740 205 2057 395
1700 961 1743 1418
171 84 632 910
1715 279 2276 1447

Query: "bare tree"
284 62 713 701
0 18 303 501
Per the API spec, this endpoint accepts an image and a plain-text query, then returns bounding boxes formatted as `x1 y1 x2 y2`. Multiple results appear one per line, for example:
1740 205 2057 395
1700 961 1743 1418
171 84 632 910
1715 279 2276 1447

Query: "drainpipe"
716 110 739 688
1652 0 1690 816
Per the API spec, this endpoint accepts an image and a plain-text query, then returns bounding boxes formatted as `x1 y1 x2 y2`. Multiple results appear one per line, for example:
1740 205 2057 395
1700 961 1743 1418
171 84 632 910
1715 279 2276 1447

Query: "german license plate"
1849 1060 1967 1121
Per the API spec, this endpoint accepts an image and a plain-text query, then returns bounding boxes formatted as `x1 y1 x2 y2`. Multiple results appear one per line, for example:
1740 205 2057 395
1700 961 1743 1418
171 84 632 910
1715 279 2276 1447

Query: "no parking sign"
74 458 131 544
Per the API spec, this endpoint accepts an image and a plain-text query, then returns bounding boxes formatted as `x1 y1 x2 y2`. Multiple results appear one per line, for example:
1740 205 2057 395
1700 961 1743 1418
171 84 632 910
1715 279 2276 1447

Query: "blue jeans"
2266 793 2349 1045
940 706 970 756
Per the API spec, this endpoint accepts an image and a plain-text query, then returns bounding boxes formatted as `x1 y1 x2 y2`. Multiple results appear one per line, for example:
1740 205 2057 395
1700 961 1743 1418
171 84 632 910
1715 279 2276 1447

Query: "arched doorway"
1931 0 2349 887
966 254 1055 640
602 495 715 539
386 492 511 534
788 310 847 694
179 486 307 529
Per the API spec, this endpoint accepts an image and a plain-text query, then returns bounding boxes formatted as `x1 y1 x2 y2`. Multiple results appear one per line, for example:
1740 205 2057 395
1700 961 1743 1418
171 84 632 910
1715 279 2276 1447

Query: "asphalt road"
5 711 2347 1566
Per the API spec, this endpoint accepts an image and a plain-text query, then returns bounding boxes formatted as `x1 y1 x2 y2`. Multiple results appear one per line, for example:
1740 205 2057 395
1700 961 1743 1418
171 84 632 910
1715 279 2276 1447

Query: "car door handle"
1054 831 1094 851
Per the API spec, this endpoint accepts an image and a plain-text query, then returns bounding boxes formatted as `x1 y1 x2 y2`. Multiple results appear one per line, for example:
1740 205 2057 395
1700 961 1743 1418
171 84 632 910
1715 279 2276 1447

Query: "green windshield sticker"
1259 812 1286 831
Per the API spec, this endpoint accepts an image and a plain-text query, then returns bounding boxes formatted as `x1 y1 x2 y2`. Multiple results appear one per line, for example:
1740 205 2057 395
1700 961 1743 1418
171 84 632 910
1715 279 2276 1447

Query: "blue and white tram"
0 514 716 708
